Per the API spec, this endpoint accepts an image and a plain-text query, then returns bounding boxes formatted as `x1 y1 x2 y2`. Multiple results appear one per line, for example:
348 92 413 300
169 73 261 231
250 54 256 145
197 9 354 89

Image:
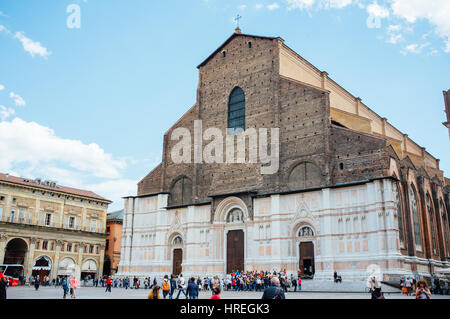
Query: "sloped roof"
197 31 282 68
107 209 124 220
0 172 111 203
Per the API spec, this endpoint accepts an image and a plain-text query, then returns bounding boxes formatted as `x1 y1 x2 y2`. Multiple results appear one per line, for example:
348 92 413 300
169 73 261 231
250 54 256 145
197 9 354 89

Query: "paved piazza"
6 286 450 299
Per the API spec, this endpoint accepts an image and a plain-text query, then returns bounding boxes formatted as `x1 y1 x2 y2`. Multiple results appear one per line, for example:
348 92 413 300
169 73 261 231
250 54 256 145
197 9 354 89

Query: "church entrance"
172 249 182 276
4 238 28 265
227 230 244 274
299 242 315 278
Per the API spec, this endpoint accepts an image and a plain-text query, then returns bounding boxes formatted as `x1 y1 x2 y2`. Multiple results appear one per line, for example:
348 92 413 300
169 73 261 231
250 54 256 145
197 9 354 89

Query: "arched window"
226 208 244 223
409 185 422 250
227 87 245 132
170 176 193 206
440 200 450 256
298 226 315 237
426 194 437 254
393 183 404 245
173 236 183 245
288 162 322 190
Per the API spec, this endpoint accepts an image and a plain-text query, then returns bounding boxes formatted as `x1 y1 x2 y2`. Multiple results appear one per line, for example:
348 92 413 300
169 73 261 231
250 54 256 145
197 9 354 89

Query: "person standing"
262 277 285 299
70 276 78 299
212 276 220 296
370 277 383 299
162 275 170 299
148 285 161 299
211 287 221 299
415 279 431 299
186 277 199 299
405 277 413 296
292 275 298 292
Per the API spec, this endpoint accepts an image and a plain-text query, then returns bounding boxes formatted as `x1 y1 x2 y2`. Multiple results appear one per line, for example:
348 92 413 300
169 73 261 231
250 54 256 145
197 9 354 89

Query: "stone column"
0 233 8 264
51 240 64 280
98 244 105 278
25 237 36 277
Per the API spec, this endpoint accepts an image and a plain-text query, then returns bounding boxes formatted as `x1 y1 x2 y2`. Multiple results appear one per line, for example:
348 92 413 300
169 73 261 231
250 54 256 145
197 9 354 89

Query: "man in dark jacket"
186 277 199 299
262 277 285 299
0 273 7 299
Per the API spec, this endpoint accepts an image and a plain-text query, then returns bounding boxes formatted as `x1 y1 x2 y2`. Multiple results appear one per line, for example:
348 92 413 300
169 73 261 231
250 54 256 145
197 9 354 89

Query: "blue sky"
0 0 449 211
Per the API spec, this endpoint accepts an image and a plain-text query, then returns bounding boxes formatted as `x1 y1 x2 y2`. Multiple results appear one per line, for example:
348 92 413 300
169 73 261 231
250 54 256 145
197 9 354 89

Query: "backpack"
163 281 170 291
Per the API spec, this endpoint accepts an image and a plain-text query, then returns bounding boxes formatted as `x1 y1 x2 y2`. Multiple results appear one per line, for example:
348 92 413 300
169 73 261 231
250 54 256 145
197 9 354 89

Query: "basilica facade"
117 30 450 282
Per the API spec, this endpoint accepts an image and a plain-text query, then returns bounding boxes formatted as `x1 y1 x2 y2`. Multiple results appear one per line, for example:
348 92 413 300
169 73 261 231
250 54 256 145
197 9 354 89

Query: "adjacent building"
443 90 450 139
104 209 123 276
0 173 111 280
118 30 450 282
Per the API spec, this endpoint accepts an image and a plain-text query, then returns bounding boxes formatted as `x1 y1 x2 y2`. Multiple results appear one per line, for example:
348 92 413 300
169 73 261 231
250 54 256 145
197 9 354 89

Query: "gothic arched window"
440 200 450 256
298 226 315 237
409 185 422 250
288 162 322 190
173 236 183 245
226 208 244 223
426 194 437 254
393 183 404 245
170 176 193 206
227 87 245 132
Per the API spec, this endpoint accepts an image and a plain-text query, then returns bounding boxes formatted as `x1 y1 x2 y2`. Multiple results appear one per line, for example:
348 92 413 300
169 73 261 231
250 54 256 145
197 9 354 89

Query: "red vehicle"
0 264 26 287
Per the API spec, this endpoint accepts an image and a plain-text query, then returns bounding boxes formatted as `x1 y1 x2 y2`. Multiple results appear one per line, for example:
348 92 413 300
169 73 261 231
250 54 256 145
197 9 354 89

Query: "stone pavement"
6 286 450 299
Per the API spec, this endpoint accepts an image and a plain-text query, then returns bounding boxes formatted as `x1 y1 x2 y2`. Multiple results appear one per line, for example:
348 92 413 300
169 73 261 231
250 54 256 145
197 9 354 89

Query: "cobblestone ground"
6 286 450 299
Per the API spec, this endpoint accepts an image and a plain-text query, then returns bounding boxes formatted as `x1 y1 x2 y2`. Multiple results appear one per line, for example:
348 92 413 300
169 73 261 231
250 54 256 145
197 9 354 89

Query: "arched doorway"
32 256 52 279
58 257 76 277
297 225 315 278
226 230 244 274
171 236 183 276
4 238 28 265
81 259 97 280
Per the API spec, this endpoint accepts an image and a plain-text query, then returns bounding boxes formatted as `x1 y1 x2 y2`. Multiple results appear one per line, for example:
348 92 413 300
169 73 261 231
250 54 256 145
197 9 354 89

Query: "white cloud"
267 3 280 10
367 1 390 18
0 25 6 32
391 0 450 53
286 0 316 10
0 118 126 179
0 106 15 121
0 84 4 91
401 42 430 55
9 92 26 106
86 179 138 207
321 0 354 9
255 3 264 9
238 4 247 10
14 31 51 58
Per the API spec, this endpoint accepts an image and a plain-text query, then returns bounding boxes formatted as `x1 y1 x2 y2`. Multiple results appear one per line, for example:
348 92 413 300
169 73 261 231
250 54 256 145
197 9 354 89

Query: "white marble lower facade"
117 179 449 281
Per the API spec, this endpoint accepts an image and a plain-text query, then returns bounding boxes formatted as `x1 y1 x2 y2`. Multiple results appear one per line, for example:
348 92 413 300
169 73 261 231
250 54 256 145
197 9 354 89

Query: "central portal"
172 249 183 276
226 230 244 274
299 242 315 278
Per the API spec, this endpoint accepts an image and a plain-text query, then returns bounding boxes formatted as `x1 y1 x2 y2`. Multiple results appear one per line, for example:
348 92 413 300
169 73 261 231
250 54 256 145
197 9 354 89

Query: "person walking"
61 277 69 299
186 277 199 299
162 275 170 299
415 279 431 299
70 276 78 299
261 277 285 299
169 274 177 299
176 274 187 299
34 275 41 291
105 276 112 293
